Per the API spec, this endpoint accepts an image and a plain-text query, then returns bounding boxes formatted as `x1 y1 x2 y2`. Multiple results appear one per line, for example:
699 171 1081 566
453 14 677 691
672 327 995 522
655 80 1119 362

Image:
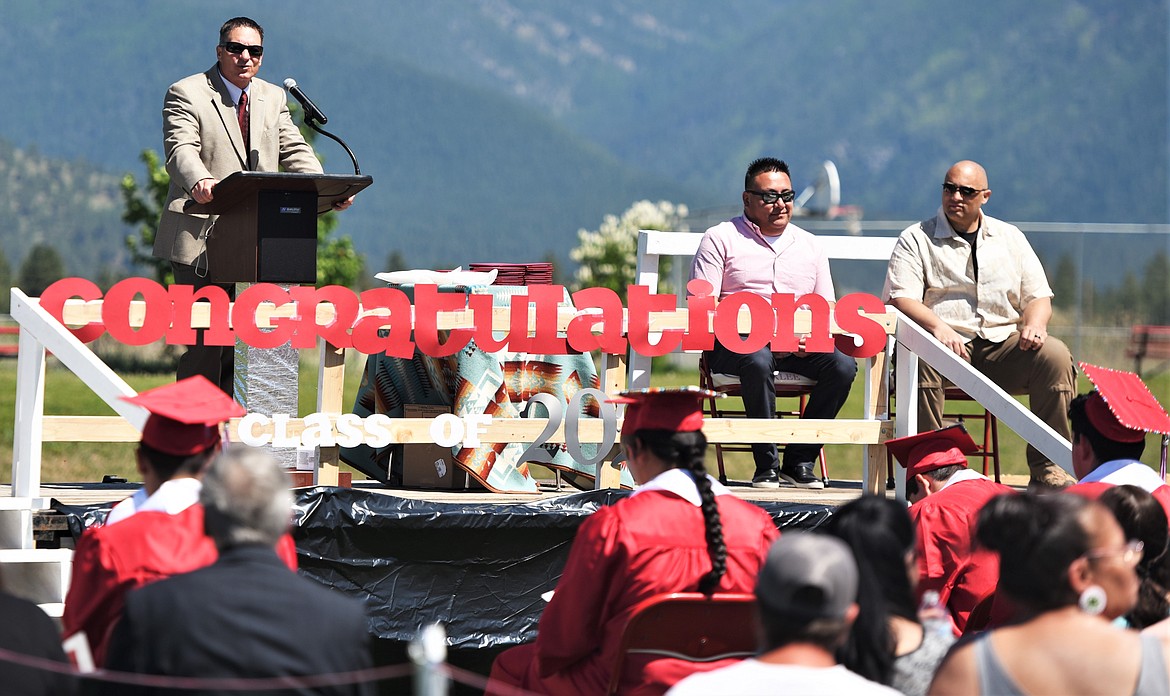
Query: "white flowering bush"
570 200 688 299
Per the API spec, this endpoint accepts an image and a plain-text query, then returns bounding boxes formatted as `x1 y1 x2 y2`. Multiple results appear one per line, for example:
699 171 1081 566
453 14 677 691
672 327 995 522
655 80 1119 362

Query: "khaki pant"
917 332 1076 472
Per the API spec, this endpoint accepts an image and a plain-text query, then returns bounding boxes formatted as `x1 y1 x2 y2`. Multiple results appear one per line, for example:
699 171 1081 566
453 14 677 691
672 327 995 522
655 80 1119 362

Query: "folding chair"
607 592 758 695
698 354 830 486
885 385 1003 488
944 386 1002 482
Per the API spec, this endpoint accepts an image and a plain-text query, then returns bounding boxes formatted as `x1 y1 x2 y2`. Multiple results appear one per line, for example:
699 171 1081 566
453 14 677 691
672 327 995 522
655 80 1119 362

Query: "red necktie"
237 91 250 155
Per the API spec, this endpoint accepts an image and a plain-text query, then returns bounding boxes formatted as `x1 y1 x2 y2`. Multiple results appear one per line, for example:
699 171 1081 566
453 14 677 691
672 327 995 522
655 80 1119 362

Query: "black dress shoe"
751 471 780 489
780 462 824 490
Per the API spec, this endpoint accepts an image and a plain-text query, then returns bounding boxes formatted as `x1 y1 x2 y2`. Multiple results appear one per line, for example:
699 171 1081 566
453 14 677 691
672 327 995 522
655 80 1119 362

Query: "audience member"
105 376 245 524
691 157 856 490
667 533 899 695
821 495 953 696
0 583 76 696
101 448 374 696
1098 485 1170 629
884 160 1076 491
488 388 779 695
63 377 242 666
1068 363 1170 518
928 493 1167 695
887 425 1013 633
63 377 296 667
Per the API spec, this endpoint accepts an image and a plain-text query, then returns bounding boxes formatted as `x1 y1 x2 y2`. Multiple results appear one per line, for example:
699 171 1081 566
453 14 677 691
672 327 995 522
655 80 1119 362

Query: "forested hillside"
0 0 1165 280
0 140 126 278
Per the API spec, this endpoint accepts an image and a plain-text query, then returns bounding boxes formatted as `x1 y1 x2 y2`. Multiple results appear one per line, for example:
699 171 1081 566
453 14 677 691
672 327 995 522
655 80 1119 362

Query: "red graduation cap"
1079 363 1170 442
608 386 720 434
886 424 979 485
120 376 246 456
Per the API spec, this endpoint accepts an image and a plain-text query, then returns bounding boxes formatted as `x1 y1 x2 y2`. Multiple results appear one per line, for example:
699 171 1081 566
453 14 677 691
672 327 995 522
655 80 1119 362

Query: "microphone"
283 78 328 125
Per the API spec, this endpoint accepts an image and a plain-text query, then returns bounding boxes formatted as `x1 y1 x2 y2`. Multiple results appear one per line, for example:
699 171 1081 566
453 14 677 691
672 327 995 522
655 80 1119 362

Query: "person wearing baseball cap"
888 424 1012 633
669 533 899 695
1067 363 1170 519
489 388 779 696
62 377 295 667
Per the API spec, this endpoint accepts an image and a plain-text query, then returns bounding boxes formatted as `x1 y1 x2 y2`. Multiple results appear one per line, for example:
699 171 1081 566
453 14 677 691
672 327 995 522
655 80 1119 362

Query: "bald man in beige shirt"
884 160 1077 491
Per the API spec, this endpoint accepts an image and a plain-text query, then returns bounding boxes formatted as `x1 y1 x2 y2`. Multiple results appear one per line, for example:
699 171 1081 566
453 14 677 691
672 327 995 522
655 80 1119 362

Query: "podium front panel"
257 189 317 284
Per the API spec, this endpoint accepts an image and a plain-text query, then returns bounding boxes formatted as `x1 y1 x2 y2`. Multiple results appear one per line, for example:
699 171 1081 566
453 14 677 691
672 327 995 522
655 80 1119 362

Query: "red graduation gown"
909 477 1012 633
62 504 299 667
1069 462 1170 522
489 490 778 696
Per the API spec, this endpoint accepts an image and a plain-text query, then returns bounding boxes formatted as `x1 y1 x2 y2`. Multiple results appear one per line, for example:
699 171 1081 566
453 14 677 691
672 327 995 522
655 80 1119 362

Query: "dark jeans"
705 340 857 476
172 261 235 396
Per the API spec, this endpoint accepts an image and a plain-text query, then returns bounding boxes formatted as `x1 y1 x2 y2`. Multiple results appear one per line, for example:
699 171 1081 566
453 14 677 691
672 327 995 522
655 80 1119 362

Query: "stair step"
0 548 72 606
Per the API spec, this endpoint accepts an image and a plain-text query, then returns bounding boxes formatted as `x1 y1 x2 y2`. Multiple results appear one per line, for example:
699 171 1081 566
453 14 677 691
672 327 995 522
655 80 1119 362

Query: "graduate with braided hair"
488 388 779 696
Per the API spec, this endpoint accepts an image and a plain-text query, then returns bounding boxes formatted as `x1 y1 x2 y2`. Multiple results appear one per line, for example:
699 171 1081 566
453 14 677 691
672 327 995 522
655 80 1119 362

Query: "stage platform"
18 477 878 645
8 476 873 508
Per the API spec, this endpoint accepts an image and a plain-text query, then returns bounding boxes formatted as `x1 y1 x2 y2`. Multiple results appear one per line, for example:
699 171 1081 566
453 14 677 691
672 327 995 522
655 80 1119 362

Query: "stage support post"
409 623 449 696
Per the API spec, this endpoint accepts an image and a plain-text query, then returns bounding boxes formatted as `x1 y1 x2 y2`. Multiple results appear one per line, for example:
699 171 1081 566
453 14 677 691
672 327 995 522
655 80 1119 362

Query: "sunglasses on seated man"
746 189 796 204
942 182 987 198
220 41 264 57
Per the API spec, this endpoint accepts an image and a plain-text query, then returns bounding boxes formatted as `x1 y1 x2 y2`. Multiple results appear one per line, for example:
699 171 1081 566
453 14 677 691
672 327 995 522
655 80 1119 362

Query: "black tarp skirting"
290 488 834 649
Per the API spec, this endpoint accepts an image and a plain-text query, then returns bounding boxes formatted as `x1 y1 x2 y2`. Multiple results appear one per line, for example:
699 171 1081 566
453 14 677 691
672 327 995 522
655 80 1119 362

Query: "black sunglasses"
746 189 796 204
942 182 986 198
220 41 264 57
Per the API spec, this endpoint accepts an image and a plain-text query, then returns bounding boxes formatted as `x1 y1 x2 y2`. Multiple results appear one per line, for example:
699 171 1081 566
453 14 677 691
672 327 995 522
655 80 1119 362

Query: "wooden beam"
40 415 892 446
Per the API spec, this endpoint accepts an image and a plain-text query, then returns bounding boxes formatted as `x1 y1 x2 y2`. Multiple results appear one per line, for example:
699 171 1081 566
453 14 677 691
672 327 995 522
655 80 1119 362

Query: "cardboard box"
402 404 472 489
289 471 353 488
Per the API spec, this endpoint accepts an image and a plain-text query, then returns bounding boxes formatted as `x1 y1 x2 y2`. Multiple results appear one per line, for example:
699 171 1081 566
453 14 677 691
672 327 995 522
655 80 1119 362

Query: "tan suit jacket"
153 67 323 265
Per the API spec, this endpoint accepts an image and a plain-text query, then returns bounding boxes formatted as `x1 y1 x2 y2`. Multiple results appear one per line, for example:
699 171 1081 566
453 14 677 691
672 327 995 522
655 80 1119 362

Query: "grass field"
1 351 1167 487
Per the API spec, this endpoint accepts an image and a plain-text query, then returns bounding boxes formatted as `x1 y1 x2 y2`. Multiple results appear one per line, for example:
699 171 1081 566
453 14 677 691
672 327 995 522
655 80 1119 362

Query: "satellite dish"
794 160 841 216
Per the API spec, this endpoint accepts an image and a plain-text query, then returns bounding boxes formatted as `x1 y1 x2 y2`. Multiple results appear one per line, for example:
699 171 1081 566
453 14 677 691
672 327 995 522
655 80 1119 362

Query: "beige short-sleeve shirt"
884 208 1053 343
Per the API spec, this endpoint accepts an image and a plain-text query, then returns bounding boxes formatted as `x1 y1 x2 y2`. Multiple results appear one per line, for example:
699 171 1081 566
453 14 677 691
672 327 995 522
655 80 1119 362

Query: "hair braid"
634 429 727 594
691 451 727 595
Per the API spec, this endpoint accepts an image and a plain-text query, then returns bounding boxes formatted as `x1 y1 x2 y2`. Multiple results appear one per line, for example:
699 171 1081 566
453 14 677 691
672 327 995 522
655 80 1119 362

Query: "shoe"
1027 464 1077 492
779 462 825 490
751 471 780 489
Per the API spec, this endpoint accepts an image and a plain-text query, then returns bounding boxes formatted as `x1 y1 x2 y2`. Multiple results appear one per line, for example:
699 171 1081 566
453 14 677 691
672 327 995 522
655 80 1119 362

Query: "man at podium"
153 16 347 395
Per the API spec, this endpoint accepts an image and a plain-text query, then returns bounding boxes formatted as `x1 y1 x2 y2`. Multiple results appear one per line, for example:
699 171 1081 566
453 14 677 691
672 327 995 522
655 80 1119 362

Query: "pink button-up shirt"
689 215 836 301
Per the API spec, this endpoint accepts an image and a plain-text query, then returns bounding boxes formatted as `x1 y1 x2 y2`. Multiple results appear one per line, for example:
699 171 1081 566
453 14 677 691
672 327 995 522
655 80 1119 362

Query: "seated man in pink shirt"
690 157 856 490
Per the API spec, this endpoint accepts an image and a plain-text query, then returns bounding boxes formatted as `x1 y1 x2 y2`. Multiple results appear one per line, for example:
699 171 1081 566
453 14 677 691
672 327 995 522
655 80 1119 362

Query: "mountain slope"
0 0 1164 278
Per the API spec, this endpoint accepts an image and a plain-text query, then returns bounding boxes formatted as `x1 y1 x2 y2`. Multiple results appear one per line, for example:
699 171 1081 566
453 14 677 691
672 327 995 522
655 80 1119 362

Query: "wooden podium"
190 171 371 477
196 172 372 284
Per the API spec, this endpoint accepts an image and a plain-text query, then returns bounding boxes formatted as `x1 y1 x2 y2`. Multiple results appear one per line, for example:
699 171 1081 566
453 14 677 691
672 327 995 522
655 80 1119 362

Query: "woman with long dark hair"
488 388 779 695
929 492 1168 695
1098 485 1170 628
822 495 953 696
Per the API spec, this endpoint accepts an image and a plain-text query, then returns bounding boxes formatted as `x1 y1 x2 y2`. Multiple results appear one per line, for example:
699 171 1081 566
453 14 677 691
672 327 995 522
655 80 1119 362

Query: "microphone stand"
307 119 362 176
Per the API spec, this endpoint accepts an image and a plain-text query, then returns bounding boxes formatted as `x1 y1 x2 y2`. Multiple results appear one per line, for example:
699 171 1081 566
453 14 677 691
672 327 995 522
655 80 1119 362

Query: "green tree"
542 250 568 287
1141 250 1170 324
121 149 173 284
0 244 12 313
17 244 65 297
314 209 365 288
1049 253 1078 311
1108 270 1144 325
384 250 408 273
569 200 688 300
